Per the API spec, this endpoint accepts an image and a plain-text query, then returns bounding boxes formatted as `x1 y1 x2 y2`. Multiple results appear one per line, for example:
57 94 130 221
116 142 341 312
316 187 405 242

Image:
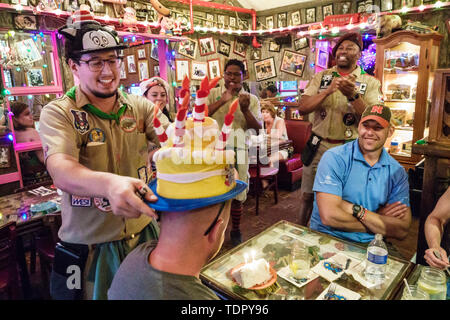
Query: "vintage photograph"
207 58 221 79
191 61 208 80
198 37 216 56
405 0 415 6
206 13 215 28
339 2 352 14
118 49 124 57
138 60 149 81
233 40 247 57
137 48 146 59
175 59 190 82
381 0 393 11
127 55 137 73
277 12 287 28
0 145 10 168
281 50 307 77
177 38 197 59
150 42 159 61
120 62 127 79
154 65 160 77
306 7 316 24
291 11 301 25
14 15 37 30
266 16 274 29
357 0 366 12
16 38 42 64
322 4 334 18
26 68 45 86
250 48 262 60
294 37 309 51
217 14 226 26
316 49 329 69
229 16 236 28
268 40 281 52
254 57 277 82
218 39 231 57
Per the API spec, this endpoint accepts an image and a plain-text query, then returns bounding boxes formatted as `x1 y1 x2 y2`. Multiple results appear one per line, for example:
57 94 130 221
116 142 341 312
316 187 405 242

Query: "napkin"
277 265 318 289
316 283 361 300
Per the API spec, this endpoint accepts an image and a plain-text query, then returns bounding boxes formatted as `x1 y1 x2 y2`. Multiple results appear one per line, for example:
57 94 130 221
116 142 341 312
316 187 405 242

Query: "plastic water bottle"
365 234 388 285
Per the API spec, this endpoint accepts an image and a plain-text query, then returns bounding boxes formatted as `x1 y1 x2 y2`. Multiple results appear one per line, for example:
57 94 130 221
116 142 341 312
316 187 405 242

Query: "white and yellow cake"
232 258 272 288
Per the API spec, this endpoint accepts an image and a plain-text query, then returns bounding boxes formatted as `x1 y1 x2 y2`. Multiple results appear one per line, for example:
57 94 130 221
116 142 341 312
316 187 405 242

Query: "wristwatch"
352 204 362 218
347 93 360 102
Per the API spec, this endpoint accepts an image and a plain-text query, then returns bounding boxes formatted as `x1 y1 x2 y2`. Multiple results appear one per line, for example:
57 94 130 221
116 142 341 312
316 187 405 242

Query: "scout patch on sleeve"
355 82 367 95
88 128 106 142
93 197 112 212
70 109 90 134
320 74 333 90
71 195 92 207
119 115 137 132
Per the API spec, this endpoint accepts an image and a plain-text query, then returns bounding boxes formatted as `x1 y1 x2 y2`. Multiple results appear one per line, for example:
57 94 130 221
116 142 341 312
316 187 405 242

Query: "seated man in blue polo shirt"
310 104 411 251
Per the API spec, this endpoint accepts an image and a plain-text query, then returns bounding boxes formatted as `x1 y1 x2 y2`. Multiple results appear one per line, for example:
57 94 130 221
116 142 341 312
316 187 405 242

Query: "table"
200 220 414 300
0 187 61 299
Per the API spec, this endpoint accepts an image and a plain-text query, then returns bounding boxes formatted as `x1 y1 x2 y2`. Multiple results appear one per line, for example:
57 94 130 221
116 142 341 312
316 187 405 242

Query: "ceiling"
235 0 312 12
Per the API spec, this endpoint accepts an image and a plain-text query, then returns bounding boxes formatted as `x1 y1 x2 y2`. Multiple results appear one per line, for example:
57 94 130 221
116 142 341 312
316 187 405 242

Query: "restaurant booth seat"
277 120 312 191
0 221 20 300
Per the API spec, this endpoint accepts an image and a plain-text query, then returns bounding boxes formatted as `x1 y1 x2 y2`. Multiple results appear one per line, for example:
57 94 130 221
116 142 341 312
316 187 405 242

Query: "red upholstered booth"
277 120 312 191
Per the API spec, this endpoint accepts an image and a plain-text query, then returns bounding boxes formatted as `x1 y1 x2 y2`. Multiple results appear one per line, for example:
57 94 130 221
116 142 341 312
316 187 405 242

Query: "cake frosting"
232 258 272 288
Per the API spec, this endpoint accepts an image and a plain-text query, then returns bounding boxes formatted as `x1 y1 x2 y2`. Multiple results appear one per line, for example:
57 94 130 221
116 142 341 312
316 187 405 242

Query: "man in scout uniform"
38 9 169 299
310 105 411 253
296 32 382 227
206 59 262 246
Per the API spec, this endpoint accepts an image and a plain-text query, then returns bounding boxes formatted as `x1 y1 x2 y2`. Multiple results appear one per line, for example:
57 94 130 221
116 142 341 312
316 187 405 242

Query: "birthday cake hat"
148 75 247 212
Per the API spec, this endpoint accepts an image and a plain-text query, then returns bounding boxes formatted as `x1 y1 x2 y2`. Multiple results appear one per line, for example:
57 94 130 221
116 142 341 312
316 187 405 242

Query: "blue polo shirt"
309 139 410 243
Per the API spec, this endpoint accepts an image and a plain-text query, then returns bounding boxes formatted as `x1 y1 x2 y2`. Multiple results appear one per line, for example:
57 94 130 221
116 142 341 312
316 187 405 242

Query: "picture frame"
175 59 190 82
207 58 222 79
277 12 287 28
316 49 329 69
150 42 159 61
177 38 197 59
118 49 124 57
14 15 37 30
250 48 262 60
405 0 415 7
154 65 160 77
291 10 301 25
254 57 277 82
381 0 393 11
305 7 316 24
268 40 281 52
206 13 215 28
15 38 42 64
217 39 231 57
322 4 334 18
294 37 309 51
338 2 352 14
26 67 45 86
229 16 236 28
242 59 249 80
280 50 307 77
198 36 216 56
120 62 127 79
266 16 274 29
137 48 146 59
127 55 137 73
138 60 149 81
191 61 208 80
233 39 247 57
0 144 10 168
217 14 226 27
357 0 366 13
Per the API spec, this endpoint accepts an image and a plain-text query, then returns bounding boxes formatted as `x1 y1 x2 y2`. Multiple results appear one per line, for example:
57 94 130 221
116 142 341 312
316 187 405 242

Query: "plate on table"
230 263 277 290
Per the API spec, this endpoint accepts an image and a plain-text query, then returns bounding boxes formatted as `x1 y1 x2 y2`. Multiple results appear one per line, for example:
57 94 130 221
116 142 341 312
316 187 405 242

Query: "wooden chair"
249 140 279 216
0 221 20 299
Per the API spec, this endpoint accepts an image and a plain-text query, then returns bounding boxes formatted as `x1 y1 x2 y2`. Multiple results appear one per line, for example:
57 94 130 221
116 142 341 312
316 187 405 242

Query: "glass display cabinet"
200 220 413 300
373 31 443 170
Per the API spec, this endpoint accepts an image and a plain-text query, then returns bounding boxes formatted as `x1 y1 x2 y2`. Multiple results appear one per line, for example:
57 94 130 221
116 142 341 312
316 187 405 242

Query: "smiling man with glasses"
38 9 169 300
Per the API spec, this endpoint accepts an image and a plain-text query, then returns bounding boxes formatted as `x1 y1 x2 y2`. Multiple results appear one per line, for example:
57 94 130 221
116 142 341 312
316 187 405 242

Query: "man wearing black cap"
38 11 169 299
295 32 383 227
310 104 411 252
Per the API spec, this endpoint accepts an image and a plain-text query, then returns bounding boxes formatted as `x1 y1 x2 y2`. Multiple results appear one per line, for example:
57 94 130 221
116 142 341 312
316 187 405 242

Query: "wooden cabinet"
374 31 443 169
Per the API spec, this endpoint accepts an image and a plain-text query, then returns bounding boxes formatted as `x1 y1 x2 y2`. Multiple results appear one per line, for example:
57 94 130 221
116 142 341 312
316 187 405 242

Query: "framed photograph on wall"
137 48 146 59
229 16 236 28
120 62 127 79
178 38 197 59
268 40 281 52
127 55 137 73
357 0 366 12
217 14 226 26
138 60 149 81
207 58 222 79
381 0 393 11
0 144 10 168
280 50 307 77
218 39 231 57
191 61 208 80
316 49 329 69
322 4 333 18
254 57 277 82
26 67 45 86
277 12 287 28
242 59 249 80
291 11 301 25
233 39 247 57
154 65 160 77
14 15 37 30
250 48 261 60
266 16 274 29
198 37 216 56
338 2 351 14
175 59 190 82
150 42 159 61
305 7 316 24
206 13 215 28
118 49 124 57
294 37 309 51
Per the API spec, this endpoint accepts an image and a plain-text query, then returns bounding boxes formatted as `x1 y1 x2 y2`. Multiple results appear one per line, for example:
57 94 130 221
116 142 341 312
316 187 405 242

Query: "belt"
60 230 143 252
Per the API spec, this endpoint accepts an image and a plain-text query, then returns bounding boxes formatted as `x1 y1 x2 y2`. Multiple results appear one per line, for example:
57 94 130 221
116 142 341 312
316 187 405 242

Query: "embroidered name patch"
71 195 92 207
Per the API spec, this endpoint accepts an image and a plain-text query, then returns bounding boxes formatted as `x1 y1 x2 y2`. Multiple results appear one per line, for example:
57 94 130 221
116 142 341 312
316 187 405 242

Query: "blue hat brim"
146 179 247 212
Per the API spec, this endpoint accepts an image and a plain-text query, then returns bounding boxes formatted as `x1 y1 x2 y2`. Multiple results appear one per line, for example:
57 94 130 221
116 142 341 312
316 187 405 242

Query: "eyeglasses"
79 57 122 72
203 202 227 236
224 71 243 77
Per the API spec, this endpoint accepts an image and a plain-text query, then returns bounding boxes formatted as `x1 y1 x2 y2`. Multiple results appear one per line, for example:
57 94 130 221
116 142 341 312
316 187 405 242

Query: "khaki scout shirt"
303 65 382 147
39 86 169 245
206 83 262 149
